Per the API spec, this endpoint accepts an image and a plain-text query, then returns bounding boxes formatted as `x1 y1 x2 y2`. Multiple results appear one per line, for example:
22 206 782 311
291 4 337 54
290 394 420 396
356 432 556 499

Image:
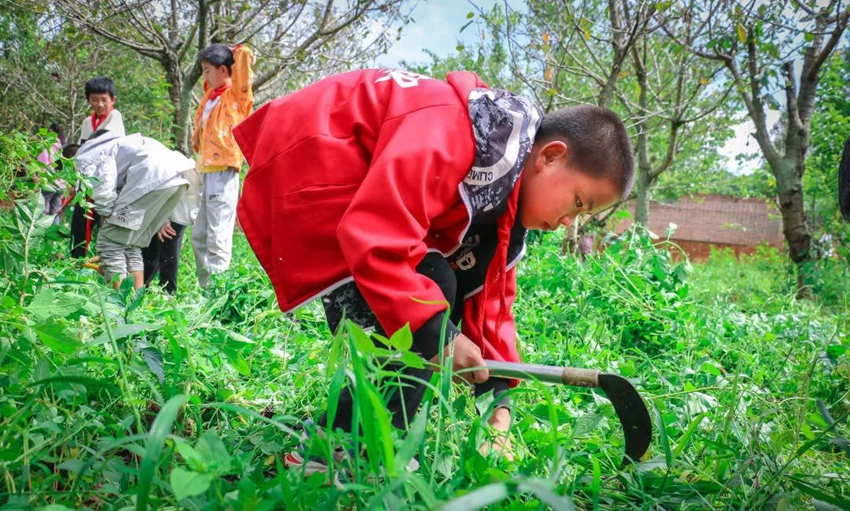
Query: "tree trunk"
163 67 198 154
634 169 653 225
773 157 812 296
174 85 195 155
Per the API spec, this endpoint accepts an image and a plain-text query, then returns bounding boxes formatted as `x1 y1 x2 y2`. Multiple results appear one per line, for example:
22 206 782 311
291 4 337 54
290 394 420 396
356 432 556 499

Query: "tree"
54 0 410 151
467 1 735 248
804 48 850 256
0 2 175 142
630 1 735 224
667 0 850 293
472 0 647 252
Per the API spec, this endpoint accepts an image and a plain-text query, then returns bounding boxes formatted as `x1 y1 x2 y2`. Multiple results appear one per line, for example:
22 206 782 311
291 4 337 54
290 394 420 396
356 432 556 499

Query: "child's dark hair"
840 135 850 221
85 76 116 99
62 143 81 159
197 44 234 75
537 105 635 200
48 122 66 146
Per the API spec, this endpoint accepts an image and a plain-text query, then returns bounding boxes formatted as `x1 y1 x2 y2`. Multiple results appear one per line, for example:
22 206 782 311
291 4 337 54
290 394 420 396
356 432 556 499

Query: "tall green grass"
0 187 847 509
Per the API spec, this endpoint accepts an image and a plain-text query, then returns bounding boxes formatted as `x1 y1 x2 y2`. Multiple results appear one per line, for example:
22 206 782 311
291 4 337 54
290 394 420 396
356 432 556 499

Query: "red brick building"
616 195 785 260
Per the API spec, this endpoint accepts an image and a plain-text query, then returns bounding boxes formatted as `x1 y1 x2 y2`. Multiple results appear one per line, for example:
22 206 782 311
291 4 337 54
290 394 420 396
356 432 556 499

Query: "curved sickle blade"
598 373 652 467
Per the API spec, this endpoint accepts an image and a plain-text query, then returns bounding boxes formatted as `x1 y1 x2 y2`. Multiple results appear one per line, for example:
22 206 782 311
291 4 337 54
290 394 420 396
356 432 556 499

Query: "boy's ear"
539 140 569 164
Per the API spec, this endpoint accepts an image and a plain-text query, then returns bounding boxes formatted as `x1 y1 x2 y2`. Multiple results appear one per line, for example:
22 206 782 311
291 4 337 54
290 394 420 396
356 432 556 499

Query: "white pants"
192 169 239 288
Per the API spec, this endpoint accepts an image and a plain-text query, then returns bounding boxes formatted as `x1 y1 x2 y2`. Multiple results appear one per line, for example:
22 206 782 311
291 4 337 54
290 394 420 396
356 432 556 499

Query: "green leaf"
92 323 159 346
518 479 576 510
226 330 256 344
397 349 425 369
139 343 164 383
124 286 147 317
442 482 509 510
170 467 213 501
57 459 86 474
737 24 747 44
26 288 84 321
529 403 571 425
137 394 188 511
395 398 429 474
574 412 604 436
195 431 232 475
672 413 706 459
790 478 850 511
225 351 251 376
34 375 118 391
386 323 413 351
654 403 672 468
172 437 205 471
348 320 376 356
32 319 82 354
347 325 395 475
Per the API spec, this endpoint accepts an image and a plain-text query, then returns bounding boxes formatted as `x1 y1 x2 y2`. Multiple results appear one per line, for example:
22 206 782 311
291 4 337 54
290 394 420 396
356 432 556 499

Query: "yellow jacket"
192 45 254 172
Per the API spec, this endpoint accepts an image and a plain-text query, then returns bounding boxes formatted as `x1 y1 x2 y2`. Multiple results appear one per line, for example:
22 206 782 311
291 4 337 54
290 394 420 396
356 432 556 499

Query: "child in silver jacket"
75 131 194 288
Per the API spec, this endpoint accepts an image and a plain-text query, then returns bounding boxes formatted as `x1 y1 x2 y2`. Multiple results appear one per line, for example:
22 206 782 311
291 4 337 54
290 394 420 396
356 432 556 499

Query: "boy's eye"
576 197 583 209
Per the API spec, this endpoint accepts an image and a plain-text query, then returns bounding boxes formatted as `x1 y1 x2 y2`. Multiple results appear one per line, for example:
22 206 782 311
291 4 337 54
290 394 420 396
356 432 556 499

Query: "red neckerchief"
208 85 230 101
91 108 111 131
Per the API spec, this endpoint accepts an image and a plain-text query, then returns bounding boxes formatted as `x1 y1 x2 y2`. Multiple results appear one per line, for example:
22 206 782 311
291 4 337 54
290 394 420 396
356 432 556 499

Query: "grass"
0 193 848 510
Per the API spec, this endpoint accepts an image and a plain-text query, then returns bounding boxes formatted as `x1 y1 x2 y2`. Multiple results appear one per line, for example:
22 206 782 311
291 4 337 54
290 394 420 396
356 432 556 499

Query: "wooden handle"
485 360 600 387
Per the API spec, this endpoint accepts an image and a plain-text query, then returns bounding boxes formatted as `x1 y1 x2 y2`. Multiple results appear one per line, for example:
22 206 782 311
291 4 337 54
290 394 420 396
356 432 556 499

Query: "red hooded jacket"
234 69 521 365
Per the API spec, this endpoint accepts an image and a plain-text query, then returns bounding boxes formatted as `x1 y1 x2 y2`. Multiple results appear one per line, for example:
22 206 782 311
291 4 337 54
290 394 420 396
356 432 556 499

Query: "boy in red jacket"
234 69 634 474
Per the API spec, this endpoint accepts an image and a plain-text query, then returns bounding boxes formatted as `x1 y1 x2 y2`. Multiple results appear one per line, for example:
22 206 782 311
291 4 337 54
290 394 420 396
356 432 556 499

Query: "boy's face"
87 92 116 117
518 140 621 231
201 61 231 89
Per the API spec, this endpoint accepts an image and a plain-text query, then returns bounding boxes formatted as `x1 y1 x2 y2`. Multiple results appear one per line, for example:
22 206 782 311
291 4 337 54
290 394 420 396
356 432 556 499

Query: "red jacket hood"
446 71 489 101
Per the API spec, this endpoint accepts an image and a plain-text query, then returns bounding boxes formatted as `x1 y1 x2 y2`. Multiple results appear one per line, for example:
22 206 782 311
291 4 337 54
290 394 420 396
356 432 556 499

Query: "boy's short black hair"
62 143 81 159
536 105 635 200
85 76 116 99
840 135 850 221
197 44 234 75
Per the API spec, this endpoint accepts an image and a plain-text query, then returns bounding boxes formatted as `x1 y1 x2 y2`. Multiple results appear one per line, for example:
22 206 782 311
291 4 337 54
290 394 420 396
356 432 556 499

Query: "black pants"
70 204 99 258
319 252 509 434
142 222 186 294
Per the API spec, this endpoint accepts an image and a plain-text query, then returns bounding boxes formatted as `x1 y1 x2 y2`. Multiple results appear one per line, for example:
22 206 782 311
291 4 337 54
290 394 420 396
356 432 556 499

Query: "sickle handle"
485 360 601 387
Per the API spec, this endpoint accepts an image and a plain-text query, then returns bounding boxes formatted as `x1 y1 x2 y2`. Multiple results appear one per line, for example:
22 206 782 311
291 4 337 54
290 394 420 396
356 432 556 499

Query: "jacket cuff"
412 312 460 360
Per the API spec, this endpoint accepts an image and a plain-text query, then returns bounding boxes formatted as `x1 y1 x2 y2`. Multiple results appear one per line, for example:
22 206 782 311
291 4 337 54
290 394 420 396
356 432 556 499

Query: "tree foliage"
4 0 410 151
804 48 850 257
665 0 850 293
0 1 174 142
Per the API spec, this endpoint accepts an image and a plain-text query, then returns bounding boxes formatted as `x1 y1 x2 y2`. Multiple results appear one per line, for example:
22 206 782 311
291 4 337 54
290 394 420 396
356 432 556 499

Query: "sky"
374 0 762 173
374 0 504 69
